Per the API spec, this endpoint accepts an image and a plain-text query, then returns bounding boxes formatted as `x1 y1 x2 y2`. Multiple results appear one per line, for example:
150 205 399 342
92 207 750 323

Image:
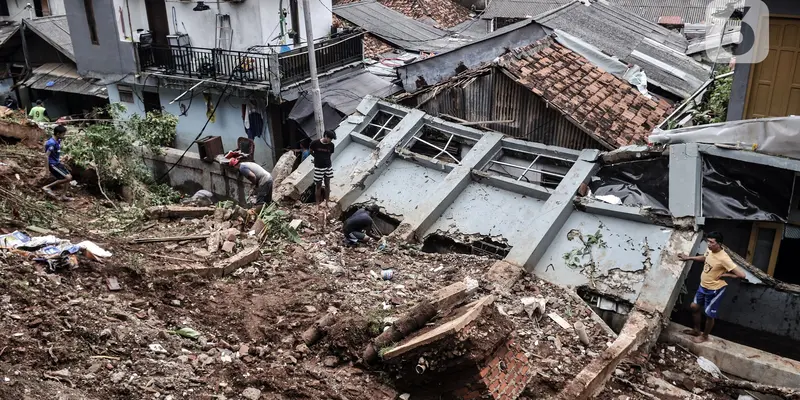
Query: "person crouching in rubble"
343 205 380 246
42 125 73 200
229 158 273 207
678 231 746 343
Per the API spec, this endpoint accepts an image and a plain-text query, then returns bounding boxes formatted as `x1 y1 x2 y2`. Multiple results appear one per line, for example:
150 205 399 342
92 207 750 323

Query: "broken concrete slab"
145 205 216 220
557 310 658 400
221 241 236 253
382 295 495 360
485 260 524 292
660 322 800 389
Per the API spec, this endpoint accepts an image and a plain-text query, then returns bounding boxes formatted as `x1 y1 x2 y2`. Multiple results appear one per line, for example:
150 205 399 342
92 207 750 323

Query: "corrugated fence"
411 69 605 151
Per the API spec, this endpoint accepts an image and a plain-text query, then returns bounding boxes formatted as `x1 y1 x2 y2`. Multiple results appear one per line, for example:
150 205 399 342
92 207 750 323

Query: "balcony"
137 32 364 90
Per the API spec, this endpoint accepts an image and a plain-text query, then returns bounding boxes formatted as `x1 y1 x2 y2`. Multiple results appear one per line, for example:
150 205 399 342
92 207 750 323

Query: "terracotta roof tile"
378 0 471 28
498 37 672 148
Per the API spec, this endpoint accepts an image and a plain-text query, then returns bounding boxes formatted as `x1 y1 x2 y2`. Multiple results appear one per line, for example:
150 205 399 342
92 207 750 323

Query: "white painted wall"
107 83 276 169
112 0 148 41
1 0 66 20
111 0 333 50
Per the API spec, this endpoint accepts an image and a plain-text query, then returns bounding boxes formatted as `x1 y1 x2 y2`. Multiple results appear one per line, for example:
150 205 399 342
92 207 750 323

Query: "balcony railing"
137 32 364 89
138 45 274 84
278 32 364 85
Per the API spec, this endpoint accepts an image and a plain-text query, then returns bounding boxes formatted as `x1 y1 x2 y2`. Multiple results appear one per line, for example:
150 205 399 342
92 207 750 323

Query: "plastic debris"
697 356 725 379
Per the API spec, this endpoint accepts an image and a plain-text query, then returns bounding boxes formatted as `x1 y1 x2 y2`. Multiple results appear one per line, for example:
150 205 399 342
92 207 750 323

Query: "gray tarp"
650 116 800 160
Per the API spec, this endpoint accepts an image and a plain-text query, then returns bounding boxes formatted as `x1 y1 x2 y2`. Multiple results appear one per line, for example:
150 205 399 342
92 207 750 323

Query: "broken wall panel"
354 159 449 218
531 211 673 303
328 141 376 201
423 181 544 249
589 157 670 214
702 154 794 221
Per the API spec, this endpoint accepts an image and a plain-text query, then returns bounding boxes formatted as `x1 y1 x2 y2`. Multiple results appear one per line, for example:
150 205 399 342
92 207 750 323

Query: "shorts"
344 231 366 245
48 163 70 180
314 166 333 183
693 286 726 319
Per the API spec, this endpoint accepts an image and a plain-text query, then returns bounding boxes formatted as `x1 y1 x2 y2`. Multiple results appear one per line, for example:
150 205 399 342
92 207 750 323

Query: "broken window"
360 110 402 142
407 125 473 165
483 148 573 188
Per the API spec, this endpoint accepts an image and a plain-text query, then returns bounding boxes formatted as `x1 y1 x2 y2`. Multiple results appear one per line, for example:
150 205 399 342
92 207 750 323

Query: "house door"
745 17 800 118
144 0 170 47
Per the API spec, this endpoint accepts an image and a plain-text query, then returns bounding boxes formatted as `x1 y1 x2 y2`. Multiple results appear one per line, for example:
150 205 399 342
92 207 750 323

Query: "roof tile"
498 36 672 148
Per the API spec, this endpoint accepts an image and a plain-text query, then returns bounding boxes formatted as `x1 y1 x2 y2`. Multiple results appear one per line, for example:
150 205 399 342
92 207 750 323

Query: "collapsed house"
396 35 673 150
275 97 800 397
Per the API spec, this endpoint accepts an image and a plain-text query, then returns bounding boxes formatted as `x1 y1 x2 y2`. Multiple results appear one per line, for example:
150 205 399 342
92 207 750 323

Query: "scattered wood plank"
548 312 572 330
130 234 210 244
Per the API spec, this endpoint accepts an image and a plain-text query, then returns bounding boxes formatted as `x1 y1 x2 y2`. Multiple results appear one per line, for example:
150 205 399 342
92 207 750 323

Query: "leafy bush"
63 104 180 205
692 70 733 126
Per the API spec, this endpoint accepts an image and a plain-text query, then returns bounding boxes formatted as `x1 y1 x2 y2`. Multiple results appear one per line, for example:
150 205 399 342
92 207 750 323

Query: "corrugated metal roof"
483 0 568 19
533 1 709 98
25 16 73 61
24 63 107 98
485 0 741 24
320 70 402 114
0 22 19 47
333 0 477 52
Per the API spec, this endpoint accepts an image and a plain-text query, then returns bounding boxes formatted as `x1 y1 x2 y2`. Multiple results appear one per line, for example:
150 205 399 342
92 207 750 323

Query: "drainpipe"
125 0 141 75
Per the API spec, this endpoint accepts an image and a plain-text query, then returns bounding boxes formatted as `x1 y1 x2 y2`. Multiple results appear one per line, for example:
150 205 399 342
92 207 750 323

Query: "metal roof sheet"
333 0 477 52
24 16 73 61
533 1 709 98
24 63 107 98
320 70 402 114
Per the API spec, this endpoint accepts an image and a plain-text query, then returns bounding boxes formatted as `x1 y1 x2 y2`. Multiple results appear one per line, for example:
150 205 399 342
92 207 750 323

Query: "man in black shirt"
310 130 336 208
344 205 379 246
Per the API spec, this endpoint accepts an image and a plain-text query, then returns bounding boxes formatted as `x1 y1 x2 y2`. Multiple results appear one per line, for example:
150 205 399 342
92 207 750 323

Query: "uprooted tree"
63 104 180 206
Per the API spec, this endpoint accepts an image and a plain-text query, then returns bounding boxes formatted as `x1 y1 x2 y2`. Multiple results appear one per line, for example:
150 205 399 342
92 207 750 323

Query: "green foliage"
366 308 392 336
692 69 733 126
257 203 301 243
63 104 180 206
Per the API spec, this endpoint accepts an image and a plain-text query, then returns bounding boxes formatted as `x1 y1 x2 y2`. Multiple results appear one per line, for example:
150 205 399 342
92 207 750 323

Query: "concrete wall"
111 0 332 51
354 158 449 218
532 210 673 304
728 0 800 121
143 147 253 203
397 22 547 93
1 0 66 21
425 181 545 248
65 0 137 76
107 84 276 169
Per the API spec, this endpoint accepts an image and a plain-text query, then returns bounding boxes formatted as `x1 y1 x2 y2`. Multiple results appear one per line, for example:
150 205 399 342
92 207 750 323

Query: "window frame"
746 221 784 276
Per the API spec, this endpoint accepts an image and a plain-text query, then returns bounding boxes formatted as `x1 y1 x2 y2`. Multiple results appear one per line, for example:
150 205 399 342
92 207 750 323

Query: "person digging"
310 129 336 209
42 125 73 200
678 231 746 343
229 158 273 208
343 205 380 246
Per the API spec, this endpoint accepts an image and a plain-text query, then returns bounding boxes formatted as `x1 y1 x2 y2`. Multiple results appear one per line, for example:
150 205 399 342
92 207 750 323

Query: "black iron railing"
138 44 274 84
278 32 364 85
137 33 364 87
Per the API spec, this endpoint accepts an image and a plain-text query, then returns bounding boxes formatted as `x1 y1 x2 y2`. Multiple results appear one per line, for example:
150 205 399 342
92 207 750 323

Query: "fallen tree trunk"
712 378 800 399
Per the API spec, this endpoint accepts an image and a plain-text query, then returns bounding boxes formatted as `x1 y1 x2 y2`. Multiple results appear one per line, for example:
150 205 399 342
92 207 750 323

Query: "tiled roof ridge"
498 35 672 148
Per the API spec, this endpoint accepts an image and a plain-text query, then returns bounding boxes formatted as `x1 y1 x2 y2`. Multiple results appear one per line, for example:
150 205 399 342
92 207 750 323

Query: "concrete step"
660 322 800 388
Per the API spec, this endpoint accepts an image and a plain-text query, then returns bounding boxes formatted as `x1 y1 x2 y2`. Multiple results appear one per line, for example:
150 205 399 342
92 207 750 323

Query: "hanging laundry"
243 102 263 139
204 93 216 123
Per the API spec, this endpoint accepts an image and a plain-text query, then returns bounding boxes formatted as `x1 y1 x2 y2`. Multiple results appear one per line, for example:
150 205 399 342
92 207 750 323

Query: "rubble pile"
0 142 786 399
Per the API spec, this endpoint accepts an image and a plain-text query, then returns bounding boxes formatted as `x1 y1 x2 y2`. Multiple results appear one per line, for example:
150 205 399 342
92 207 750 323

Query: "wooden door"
745 18 800 118
144 0 170 46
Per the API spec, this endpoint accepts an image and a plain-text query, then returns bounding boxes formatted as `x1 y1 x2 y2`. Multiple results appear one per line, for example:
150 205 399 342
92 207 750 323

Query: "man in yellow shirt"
679 231 746 343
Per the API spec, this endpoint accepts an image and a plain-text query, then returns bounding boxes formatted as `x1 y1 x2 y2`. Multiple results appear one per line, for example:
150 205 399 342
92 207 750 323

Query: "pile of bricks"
453 340 534 400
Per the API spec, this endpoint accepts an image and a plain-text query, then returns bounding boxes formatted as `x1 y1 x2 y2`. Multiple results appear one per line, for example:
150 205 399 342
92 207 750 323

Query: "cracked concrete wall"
353 159 449 218
532 211 674 304
424 181 545 248
329 142 375 201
